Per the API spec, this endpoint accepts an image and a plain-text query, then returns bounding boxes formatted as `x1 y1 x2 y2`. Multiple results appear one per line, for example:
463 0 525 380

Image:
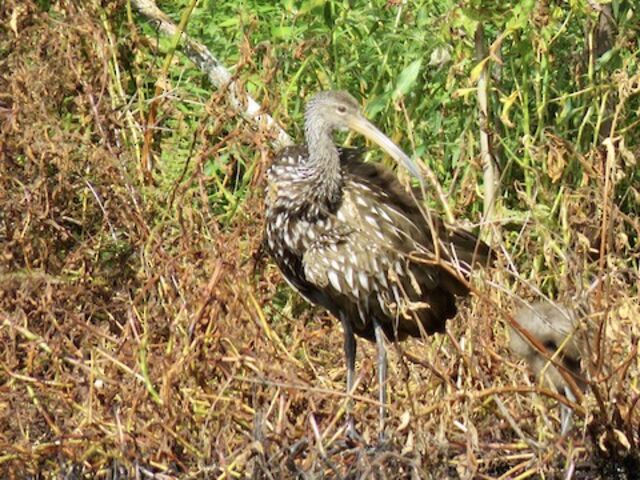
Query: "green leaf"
218 17 239 28
299 0 326 15
281 0 295 12
393 59 422 98
470 55 490 83
366 94 390 118
323 1 334 28
271 26 295 39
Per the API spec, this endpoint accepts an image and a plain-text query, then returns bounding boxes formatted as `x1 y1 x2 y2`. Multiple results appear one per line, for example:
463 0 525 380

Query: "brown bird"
509 300 586 433
264 91 492 439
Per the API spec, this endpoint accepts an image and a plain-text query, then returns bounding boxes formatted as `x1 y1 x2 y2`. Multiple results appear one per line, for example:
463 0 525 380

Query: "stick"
130 0 293 150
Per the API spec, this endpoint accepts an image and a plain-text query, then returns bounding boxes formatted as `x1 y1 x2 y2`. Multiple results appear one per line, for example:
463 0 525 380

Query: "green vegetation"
1 0 638 477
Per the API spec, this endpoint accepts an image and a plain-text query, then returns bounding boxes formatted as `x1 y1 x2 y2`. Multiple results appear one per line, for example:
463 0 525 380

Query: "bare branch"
130 0 293 150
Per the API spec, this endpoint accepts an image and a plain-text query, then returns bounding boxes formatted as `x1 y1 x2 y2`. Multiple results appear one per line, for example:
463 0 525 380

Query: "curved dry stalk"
474 24 500 241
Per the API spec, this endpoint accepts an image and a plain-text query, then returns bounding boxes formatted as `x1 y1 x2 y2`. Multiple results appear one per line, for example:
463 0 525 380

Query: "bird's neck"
304 124 342 205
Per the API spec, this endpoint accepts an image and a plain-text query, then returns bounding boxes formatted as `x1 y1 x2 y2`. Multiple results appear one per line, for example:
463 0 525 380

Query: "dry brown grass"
1 1 638 478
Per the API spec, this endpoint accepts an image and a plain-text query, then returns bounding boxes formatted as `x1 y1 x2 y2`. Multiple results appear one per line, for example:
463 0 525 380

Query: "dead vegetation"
1 1 639 478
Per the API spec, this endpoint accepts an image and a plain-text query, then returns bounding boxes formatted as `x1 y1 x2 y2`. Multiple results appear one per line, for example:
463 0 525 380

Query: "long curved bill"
347 114 424 185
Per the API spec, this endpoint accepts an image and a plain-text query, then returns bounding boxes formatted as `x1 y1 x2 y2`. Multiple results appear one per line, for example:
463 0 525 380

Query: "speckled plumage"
264 91 491 437
510 301 585 393
266 96 490 342
509 301 586 434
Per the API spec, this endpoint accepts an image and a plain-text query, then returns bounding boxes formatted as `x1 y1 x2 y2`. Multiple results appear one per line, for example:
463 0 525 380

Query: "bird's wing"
302 181 450 336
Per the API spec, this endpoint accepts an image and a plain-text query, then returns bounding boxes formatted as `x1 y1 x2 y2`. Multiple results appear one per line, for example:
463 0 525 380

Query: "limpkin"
265 90 492 438
509 301 586 433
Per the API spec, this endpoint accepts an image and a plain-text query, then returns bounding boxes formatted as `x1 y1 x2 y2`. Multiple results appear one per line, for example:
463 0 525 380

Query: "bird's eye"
336 105 347 114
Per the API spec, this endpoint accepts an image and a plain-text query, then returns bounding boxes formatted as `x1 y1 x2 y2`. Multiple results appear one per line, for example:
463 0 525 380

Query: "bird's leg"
373 318 387 442
560 386 576 436
339 315 359 441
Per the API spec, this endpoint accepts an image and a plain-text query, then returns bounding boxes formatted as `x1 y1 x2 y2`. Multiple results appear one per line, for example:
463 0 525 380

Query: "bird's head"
304 90 423 181
304 90 362 133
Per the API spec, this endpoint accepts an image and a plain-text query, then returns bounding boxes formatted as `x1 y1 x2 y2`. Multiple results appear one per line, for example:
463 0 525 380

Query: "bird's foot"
345 419 364 445
343 423 390 449
328 420 364 453
360 432 393 456
376 430 389 447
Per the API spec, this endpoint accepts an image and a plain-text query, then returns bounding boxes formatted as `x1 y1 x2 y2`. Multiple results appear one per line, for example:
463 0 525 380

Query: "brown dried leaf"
546 145 566 183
